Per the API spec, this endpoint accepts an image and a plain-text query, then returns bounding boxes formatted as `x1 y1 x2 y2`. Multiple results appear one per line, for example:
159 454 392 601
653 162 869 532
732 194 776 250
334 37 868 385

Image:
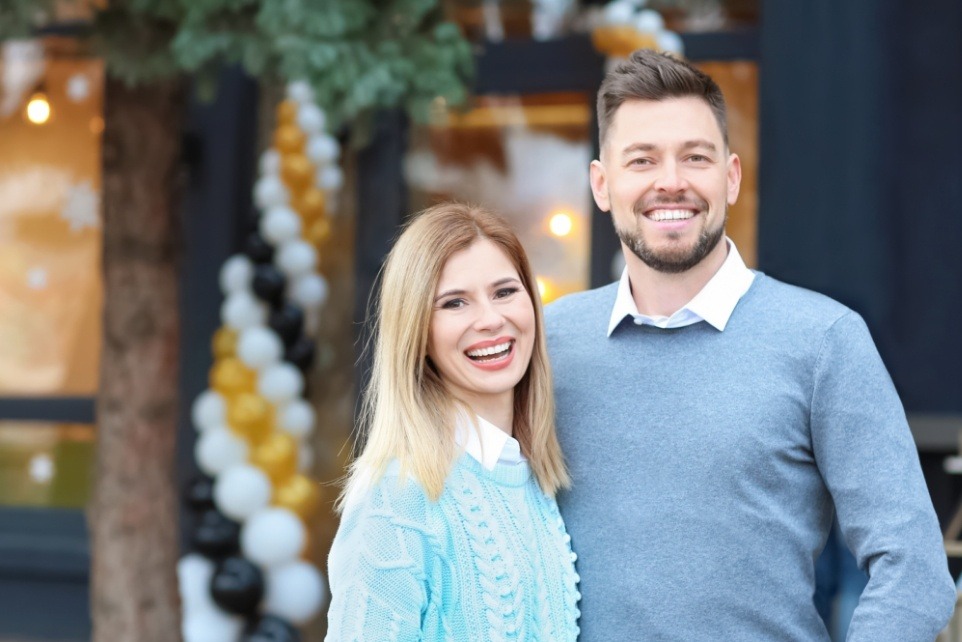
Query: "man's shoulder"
544 282 619 327
749 273 855 328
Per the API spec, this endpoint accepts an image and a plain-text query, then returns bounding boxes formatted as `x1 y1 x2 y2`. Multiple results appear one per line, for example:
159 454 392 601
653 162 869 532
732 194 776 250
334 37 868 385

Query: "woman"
326 202 580 640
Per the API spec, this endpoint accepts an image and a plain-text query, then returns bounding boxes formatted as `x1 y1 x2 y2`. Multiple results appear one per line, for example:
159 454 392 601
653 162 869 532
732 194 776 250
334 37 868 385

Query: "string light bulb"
25 92 52 125
548 211 574 237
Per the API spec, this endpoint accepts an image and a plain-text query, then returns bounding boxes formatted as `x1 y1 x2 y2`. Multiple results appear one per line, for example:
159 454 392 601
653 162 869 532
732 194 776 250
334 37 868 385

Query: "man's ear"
590 159 611 212
726 153 742 206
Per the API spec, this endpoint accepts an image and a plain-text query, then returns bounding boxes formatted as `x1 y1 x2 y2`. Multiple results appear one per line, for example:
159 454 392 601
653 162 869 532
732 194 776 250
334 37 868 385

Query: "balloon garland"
178 80 341 642
591 1 684 60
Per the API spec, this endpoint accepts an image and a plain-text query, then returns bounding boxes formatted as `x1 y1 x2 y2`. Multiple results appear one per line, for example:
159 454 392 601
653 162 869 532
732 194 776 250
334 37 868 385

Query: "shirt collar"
455 412 525 470
607 239 755 336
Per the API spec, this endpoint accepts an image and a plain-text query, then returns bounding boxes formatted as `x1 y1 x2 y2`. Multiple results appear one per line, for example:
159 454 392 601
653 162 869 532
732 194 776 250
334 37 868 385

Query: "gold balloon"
291 187 326 223
274 124 306 154
211 327 238 359
226 392 274 442
306 217 332 248
280 153 315 190
210 358 256 396
273 473 321 520
250 432 298 482
276 99 299 126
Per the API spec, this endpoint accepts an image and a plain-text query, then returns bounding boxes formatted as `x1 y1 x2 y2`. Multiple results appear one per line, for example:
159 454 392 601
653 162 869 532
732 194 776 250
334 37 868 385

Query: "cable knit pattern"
326 455 579 641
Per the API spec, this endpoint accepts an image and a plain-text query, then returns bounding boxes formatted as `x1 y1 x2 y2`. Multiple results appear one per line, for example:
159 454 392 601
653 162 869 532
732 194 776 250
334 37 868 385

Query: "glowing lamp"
548 212 574 237
26 93 51 125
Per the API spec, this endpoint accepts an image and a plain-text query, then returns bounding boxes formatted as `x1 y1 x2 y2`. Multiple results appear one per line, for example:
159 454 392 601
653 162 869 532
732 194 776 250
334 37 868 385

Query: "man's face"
590 97 741 274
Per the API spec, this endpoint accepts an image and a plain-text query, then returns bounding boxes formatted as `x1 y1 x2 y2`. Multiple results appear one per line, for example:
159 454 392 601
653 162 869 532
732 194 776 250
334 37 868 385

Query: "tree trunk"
90 76 186 642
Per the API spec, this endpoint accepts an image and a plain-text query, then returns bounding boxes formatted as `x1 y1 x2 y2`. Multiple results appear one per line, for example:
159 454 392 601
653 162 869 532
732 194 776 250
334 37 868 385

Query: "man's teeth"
649 209 695 222
467 341 512 358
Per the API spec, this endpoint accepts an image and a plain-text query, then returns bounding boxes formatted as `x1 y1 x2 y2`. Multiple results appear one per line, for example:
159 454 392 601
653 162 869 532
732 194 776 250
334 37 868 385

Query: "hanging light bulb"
25 92 51 125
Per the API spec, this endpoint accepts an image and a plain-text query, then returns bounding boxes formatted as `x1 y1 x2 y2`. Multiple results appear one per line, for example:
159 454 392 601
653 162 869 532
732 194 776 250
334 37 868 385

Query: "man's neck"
625 240 729 318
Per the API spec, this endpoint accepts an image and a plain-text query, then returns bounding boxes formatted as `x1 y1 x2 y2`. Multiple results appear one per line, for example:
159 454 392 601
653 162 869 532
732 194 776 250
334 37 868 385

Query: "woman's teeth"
466 341 512 361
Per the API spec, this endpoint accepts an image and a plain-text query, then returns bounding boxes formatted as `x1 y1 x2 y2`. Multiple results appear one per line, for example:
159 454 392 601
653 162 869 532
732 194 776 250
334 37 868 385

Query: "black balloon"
183 476 216 511
210 556 264 615
245 232 275 264
252 265 287 307
269 304 304 347
191 509 241 559
285 337 316 373
243 615 301 642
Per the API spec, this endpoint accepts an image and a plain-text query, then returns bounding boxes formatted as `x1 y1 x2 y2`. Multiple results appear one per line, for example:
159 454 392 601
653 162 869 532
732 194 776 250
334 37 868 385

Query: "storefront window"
0 422 94 508
0 38 104 395
406 92 593 302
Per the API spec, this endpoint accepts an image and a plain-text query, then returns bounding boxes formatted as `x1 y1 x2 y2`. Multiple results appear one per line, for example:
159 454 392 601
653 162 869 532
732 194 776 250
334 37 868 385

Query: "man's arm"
811 311 955 642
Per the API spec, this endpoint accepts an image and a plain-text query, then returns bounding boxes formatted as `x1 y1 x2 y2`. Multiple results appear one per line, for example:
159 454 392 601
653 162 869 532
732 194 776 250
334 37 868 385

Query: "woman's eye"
441 298 465 310
495 287 519 299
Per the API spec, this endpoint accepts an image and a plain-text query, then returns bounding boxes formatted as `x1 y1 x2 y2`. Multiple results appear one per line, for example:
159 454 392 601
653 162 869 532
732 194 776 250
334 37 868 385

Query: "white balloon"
191 390 226 432
254 175 289 209
306 134 340 165
259 148 282 175
290 273 329 309
278 400 315 439
263 561 328 625
214 464 272 522
260 206 302 245
286 80 314 104
177 554 215 615
298 442 315 473
603 0 635 25
219 255 253 294
258 363 305 404
276 240 318 278
195 426 249 477
182 608 244 642
656 30 684 55
634 8 665 33
237 326 283 370
242 508 306 568
316 164 344 191
221 291 268 330
296 103 326 135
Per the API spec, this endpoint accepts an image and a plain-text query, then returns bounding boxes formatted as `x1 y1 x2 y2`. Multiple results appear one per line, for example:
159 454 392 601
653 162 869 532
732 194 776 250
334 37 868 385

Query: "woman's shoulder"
341 460 435 521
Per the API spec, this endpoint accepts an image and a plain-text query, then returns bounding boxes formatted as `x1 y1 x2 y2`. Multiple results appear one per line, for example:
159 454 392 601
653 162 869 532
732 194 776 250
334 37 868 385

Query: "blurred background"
0 0 960 639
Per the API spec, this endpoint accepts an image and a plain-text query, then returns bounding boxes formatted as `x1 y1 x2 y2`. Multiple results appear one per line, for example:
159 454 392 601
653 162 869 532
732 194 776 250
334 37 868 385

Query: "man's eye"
687 154 710 163
495 287 519 299
441 298 465 310
629 158 652 166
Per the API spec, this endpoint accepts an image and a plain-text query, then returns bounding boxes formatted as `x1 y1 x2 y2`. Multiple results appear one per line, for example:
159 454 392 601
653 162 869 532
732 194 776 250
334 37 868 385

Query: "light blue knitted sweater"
325 454 581 641
545 273 955 642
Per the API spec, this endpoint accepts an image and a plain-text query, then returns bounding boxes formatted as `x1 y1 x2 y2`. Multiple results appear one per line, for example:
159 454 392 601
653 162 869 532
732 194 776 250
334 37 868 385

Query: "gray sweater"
545 273 955 642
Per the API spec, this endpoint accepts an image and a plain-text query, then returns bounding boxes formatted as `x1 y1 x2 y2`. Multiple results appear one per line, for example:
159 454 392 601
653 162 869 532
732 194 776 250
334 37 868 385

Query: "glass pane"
0 422 95 508
405 92 593 303
694 60 758 268
654 0 759 31
0 38 104 395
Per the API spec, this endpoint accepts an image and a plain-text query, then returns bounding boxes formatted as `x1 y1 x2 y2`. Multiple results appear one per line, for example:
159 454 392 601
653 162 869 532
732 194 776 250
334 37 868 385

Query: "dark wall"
758 0 962 413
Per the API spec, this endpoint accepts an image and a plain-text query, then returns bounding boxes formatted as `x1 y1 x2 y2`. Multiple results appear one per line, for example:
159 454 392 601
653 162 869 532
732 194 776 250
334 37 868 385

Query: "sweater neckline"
455 451 533 488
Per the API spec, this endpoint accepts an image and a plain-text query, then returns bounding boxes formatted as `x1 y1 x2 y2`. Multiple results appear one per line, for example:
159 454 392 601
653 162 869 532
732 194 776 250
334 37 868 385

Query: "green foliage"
0 0 473 129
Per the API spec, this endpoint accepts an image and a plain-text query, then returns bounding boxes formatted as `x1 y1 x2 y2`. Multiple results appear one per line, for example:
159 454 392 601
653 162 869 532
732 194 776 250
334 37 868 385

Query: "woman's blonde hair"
338 202 569 508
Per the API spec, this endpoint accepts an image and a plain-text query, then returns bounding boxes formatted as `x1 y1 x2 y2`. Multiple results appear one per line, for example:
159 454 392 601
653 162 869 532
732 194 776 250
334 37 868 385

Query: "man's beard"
616 205 726 274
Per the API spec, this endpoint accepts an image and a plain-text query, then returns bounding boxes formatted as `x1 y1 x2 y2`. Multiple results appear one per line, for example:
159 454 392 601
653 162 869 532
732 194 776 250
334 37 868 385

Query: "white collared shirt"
455 412 526 470
607 239 756 336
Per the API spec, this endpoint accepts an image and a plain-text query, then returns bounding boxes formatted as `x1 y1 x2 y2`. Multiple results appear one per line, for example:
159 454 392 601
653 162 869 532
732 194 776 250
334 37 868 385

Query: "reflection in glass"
406 93 592 303
0 422 95 508
0 38 104 394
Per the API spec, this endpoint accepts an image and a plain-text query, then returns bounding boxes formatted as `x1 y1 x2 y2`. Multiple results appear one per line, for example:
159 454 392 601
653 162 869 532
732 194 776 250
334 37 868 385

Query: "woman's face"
427 238 536 417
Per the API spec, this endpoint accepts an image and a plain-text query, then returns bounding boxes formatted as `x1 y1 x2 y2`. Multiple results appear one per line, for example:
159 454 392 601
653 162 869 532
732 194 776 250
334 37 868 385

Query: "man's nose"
653 159 688 193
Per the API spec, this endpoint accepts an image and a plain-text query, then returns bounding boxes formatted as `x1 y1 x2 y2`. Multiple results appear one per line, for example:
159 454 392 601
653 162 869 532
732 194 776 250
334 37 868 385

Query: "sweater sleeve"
810 311 956 642
325 478 436 641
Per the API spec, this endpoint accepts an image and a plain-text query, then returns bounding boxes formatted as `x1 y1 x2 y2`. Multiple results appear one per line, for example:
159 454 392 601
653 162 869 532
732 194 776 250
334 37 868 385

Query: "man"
545 49 955 641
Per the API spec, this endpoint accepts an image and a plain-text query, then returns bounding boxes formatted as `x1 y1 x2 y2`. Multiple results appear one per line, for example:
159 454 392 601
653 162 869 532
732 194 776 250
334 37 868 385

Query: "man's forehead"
606 97 724 148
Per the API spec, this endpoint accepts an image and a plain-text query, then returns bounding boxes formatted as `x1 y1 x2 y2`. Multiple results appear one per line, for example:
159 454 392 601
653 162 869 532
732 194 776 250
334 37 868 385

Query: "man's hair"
597 49 729 148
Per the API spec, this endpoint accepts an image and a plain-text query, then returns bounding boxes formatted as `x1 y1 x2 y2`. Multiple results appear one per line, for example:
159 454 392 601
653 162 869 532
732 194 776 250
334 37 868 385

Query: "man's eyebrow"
620 140 718 156
621 143 657 157
681 139 718 152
